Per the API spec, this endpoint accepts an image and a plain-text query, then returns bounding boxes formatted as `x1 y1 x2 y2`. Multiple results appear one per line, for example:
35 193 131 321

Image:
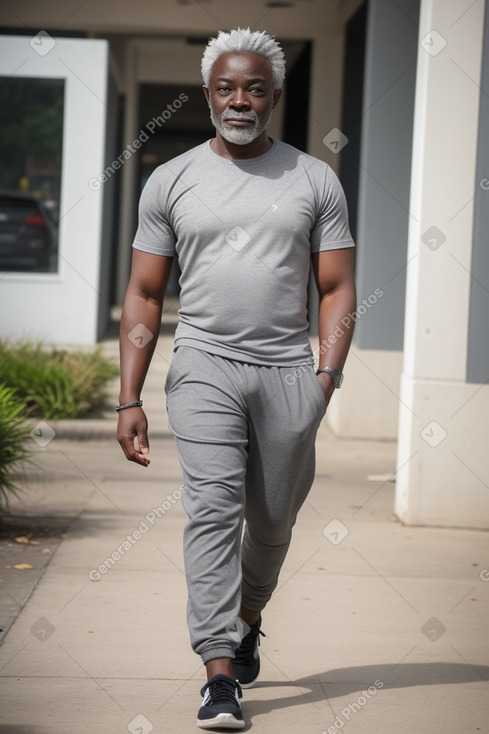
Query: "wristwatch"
316 366 344 389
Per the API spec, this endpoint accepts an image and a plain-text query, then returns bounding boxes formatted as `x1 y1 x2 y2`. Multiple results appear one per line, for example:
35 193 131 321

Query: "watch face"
318 367 343 388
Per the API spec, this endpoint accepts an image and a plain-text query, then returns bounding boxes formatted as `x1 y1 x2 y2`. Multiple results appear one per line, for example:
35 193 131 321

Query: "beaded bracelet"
115 400 143 412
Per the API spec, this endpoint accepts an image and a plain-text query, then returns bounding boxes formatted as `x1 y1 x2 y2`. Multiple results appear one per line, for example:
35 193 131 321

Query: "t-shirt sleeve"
132 168 176 256
310 166 355 253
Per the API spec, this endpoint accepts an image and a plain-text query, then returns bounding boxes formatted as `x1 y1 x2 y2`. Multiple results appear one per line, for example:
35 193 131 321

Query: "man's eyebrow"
215 77 268 84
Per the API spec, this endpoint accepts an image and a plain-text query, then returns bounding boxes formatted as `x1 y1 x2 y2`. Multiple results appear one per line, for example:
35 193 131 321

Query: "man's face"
204 52 281 146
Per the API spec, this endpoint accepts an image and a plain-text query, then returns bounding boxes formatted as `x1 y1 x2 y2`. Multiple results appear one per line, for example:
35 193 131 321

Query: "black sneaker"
197 674 245 730
231 616 265 688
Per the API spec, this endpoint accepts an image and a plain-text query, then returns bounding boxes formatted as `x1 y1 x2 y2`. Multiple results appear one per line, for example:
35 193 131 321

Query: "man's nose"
230 89 250 108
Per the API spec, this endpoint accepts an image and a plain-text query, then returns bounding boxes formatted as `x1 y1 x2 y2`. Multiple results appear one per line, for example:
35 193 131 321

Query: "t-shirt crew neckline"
205 138 278 165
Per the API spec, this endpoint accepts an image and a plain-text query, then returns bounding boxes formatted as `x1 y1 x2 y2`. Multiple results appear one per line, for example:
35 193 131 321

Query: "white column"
395 0 489 528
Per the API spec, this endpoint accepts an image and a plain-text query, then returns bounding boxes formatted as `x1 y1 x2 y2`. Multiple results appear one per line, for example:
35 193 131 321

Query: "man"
117 27 356 730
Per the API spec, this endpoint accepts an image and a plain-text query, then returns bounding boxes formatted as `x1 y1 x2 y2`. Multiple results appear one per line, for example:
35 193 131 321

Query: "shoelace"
233 624 266 662
205 677 242 704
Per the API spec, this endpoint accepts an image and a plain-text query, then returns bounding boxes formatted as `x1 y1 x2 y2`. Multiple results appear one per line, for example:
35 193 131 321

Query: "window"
0 77 64 273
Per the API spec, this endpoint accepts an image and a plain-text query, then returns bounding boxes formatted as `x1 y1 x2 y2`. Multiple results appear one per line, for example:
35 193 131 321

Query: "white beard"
209 105 274 146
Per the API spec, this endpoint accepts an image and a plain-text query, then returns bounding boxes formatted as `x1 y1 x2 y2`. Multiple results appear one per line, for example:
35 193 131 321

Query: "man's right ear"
202 86 210 106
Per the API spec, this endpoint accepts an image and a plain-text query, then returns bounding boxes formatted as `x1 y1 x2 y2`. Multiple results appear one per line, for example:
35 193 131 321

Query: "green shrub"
0 384 32 512
0 341 119 419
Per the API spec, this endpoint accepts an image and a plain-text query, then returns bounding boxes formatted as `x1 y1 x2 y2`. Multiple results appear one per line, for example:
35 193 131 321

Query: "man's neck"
210 132 274 160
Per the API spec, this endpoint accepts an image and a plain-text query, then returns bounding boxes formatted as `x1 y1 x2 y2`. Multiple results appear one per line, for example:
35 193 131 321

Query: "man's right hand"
117 407 151 466
117 251 173 467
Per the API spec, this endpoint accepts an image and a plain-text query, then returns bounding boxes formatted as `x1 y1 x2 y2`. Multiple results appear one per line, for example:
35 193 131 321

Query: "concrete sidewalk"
0 325 488 733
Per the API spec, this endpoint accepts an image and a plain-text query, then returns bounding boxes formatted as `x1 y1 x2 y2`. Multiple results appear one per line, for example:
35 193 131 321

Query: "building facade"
0 0 488 528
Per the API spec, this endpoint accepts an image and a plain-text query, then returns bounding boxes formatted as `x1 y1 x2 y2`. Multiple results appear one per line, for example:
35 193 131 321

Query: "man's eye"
250 87 264 94
218 86 231 92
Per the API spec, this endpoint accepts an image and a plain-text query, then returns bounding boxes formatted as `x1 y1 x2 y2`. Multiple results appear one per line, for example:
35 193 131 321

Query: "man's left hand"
316 371 336 410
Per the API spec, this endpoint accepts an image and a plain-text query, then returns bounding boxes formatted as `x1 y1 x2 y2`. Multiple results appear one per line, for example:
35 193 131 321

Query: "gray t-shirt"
133 139 354 366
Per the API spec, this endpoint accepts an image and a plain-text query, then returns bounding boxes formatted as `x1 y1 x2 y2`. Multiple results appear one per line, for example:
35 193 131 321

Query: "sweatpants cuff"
200 646 235 664
240 591 267 614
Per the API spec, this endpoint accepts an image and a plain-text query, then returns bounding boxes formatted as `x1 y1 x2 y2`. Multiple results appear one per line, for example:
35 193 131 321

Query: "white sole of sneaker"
196 712 245 729
238 678 258 689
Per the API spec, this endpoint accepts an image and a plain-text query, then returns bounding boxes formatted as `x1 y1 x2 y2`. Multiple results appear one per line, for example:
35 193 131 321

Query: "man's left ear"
272 89 282 108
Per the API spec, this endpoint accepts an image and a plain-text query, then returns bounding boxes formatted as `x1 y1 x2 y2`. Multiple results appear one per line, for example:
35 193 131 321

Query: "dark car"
0 191 58 271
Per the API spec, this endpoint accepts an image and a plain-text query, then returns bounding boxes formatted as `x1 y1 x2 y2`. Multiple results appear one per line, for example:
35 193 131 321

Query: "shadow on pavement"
244 661 489 718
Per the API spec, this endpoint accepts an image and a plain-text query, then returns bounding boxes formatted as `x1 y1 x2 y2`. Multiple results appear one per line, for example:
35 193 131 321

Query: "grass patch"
0 340 119 511
0 340 119 420
0 385 32 511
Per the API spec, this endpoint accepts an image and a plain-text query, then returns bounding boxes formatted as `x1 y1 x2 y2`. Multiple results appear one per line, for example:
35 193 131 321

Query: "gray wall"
354 0 420 350
467 0 489 384
97 66 119 339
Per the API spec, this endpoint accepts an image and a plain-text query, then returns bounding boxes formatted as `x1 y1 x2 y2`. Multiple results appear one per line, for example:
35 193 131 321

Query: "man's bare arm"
117 250 174 466
311 248 357 407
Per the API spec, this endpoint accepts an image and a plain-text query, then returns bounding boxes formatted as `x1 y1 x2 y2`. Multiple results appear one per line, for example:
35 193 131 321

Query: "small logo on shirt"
225 225 251 252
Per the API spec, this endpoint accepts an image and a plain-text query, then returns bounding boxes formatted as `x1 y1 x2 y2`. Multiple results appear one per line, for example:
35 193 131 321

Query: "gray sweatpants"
165 346 326 664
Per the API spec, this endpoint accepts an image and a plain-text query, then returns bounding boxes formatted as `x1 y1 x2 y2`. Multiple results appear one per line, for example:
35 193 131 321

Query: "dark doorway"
138 83 211 186
339 1 367 244
283 41 312 152
137 83 211 294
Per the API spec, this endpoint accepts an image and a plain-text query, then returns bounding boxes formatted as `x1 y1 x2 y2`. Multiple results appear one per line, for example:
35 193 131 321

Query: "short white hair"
201 27 286 90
